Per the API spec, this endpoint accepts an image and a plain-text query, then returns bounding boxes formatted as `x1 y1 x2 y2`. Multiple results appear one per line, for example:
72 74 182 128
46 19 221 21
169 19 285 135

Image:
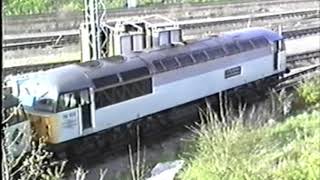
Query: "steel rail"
3 9 319 51
3 47 320 78
276 64 320 90
282 26 320 39
178 9 318 29
4 0 315 25
286 50 320 69
287 50 320 63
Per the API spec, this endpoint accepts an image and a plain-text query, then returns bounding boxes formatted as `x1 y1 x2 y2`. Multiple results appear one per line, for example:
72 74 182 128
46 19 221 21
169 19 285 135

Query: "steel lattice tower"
84 0 103 60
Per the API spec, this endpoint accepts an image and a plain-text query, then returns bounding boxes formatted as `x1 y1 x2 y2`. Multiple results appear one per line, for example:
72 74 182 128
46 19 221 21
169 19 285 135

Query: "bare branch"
74 167 88 180
99 168 108 180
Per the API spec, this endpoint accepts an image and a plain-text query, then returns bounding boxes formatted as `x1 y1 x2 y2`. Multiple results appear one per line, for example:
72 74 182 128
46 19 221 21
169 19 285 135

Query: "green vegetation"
297 75 320 107
3 0 247 16
178 110 320 180
2 0 125 16
178 77 320 180
3 0 54 16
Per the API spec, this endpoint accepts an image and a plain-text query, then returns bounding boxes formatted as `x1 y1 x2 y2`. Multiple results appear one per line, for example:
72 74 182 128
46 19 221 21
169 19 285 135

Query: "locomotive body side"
93 47 276 133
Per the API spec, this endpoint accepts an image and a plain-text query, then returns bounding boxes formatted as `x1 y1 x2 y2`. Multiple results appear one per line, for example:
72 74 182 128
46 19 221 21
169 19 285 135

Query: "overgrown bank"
178 110 320 179
178 75 320 180
3 0 249 16
2 70 319 179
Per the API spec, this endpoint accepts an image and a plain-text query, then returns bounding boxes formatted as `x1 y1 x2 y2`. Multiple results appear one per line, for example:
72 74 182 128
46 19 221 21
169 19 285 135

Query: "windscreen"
19 78 58 113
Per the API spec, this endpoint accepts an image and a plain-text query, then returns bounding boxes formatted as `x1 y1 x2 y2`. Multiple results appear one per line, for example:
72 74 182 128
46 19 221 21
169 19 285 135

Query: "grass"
177 76 320 180
178 109 320 180
3 0 250 16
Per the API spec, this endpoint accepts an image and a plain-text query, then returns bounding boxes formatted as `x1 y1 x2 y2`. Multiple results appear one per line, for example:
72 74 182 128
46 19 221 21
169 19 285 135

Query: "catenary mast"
84 0 102 60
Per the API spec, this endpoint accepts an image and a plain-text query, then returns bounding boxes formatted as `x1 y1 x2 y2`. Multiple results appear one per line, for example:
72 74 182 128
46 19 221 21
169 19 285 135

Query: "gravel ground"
65 131 191 179
3 44 80 68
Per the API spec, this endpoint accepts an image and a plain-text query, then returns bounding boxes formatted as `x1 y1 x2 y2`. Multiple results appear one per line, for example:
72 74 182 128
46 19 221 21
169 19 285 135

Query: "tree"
1 95 108 179
1 99 66 180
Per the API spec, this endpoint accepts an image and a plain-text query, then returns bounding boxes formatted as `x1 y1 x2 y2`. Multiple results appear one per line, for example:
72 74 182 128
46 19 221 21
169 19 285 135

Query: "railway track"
3 30 79 51
277 64 320 90
3 60 80 78
287 49 320 69
4 0 317 34
287 50 320 62
3 49 319 78
3 31 320 78
3 8 319 51
282 26 320 39
178 9 319 29
183 18 320 40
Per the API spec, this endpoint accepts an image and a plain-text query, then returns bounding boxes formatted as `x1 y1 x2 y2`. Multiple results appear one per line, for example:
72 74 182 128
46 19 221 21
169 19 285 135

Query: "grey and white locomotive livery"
18 27 286 144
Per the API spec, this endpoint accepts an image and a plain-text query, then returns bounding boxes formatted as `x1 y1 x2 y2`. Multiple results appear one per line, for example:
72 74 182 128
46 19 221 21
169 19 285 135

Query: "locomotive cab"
19 72 95 144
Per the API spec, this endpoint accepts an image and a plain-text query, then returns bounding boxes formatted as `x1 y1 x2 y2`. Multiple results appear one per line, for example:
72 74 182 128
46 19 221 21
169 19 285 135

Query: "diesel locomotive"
13 27 286 144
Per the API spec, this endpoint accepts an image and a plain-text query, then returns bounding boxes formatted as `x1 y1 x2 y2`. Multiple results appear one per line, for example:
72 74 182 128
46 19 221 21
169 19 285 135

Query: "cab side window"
79 90 90 105
57 89 90 112
57 92 77 112
35 99 55 112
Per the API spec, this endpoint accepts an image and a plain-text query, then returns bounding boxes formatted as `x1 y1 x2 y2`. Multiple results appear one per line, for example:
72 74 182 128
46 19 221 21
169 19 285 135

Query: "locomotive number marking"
62 112 77 128
225 66 242 79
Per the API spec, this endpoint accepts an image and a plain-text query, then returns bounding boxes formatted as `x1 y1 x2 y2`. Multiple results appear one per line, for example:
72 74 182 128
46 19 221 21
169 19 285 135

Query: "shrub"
178 98 320 180
3 0 53 16
3 0 245 16
297 75 320 107
1 104 66 180
61 1 84 13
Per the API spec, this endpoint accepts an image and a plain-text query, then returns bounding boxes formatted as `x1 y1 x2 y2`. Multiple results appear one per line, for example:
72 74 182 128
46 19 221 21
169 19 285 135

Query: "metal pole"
84 0 101 60
95 0 102 59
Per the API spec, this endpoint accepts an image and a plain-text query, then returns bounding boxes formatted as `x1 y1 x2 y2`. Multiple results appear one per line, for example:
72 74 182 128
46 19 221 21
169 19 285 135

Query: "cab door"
77 89 94 134
273 41 279 71
57 89 94 141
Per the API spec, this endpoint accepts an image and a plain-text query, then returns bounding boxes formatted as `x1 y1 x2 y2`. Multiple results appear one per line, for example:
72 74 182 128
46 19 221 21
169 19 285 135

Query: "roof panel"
43 65 93 93
79 58 148 81
222 27 283 42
